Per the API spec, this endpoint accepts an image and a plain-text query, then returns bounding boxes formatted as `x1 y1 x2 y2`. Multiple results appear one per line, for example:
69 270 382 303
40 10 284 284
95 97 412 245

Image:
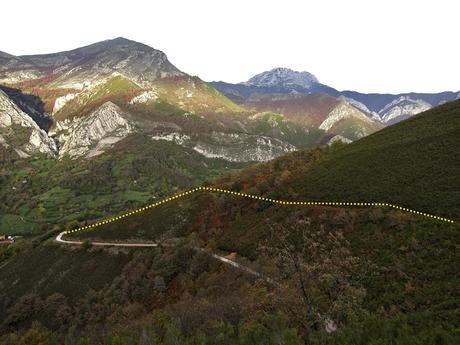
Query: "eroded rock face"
150 130 297 162
378 96 432 124
317 101 383 140
192 132 297 162
0 90 37 128
319 102 373 132
0 90 56 157
53 93 78 114
54 101 134 158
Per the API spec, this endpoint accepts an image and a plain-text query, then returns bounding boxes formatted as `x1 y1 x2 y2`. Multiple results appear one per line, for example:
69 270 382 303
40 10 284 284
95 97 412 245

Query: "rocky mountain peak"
0 38 185 86
245 67 319 89
64 37 185 83
68 37 159 57
103 37 135 46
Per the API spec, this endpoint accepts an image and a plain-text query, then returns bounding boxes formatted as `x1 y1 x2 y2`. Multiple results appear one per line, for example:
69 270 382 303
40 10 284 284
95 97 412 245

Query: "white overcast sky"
2 0 459 93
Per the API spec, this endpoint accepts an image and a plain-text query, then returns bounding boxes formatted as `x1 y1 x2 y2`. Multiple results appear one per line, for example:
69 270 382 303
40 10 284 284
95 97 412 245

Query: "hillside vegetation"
0 136 246 235
1 37 459 345
0 101 458 344
230 99 460 219
294 99 460 218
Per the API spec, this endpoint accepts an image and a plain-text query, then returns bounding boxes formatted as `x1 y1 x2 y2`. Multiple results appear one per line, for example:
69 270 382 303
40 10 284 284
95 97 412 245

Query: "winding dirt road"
55 231 271 282
54 232 321 327
56 232 160 247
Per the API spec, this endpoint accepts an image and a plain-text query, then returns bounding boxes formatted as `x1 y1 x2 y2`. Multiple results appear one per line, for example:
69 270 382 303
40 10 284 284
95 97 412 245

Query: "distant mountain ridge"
245 67 319 89
4 39 452 162
210 67 459 124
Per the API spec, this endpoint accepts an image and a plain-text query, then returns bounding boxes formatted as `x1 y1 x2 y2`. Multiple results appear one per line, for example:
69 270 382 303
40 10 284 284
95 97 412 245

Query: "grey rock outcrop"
54 101 134 158
0 90 56 157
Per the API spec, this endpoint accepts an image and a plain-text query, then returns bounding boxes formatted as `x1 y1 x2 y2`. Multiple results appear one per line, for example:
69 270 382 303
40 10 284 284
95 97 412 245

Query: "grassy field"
0 136 247 236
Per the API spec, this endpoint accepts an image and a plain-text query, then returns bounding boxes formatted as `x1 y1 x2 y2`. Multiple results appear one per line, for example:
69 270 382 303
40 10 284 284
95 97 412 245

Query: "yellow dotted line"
62 186 455 237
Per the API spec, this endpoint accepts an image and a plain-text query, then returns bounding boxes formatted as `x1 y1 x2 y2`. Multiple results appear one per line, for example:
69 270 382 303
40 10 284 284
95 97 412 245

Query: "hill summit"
245 67 319 90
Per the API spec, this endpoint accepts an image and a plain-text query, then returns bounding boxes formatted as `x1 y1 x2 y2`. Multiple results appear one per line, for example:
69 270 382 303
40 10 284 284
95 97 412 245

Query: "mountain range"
1 37 458 237
6 38 457 165
211 67 460 125
0 36 459 344
1 37 458 232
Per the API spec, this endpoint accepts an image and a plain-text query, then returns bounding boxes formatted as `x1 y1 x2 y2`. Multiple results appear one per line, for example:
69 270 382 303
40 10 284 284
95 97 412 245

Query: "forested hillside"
1 101 458 344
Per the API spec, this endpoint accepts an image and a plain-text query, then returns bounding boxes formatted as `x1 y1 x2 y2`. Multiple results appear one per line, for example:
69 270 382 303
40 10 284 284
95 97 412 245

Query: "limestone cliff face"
52 93 78 114
0 93 134 160
0 90 56 157
150 131 297 162
318 101 384 140
319 102 373 132
53 101 134 158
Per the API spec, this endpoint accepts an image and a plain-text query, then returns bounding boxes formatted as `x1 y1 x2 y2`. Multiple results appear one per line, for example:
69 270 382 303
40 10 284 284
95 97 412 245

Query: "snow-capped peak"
244 67 319 89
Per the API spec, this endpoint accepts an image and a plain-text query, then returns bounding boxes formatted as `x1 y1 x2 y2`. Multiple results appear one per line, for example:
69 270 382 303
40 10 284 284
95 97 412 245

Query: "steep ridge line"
60 186 455 240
